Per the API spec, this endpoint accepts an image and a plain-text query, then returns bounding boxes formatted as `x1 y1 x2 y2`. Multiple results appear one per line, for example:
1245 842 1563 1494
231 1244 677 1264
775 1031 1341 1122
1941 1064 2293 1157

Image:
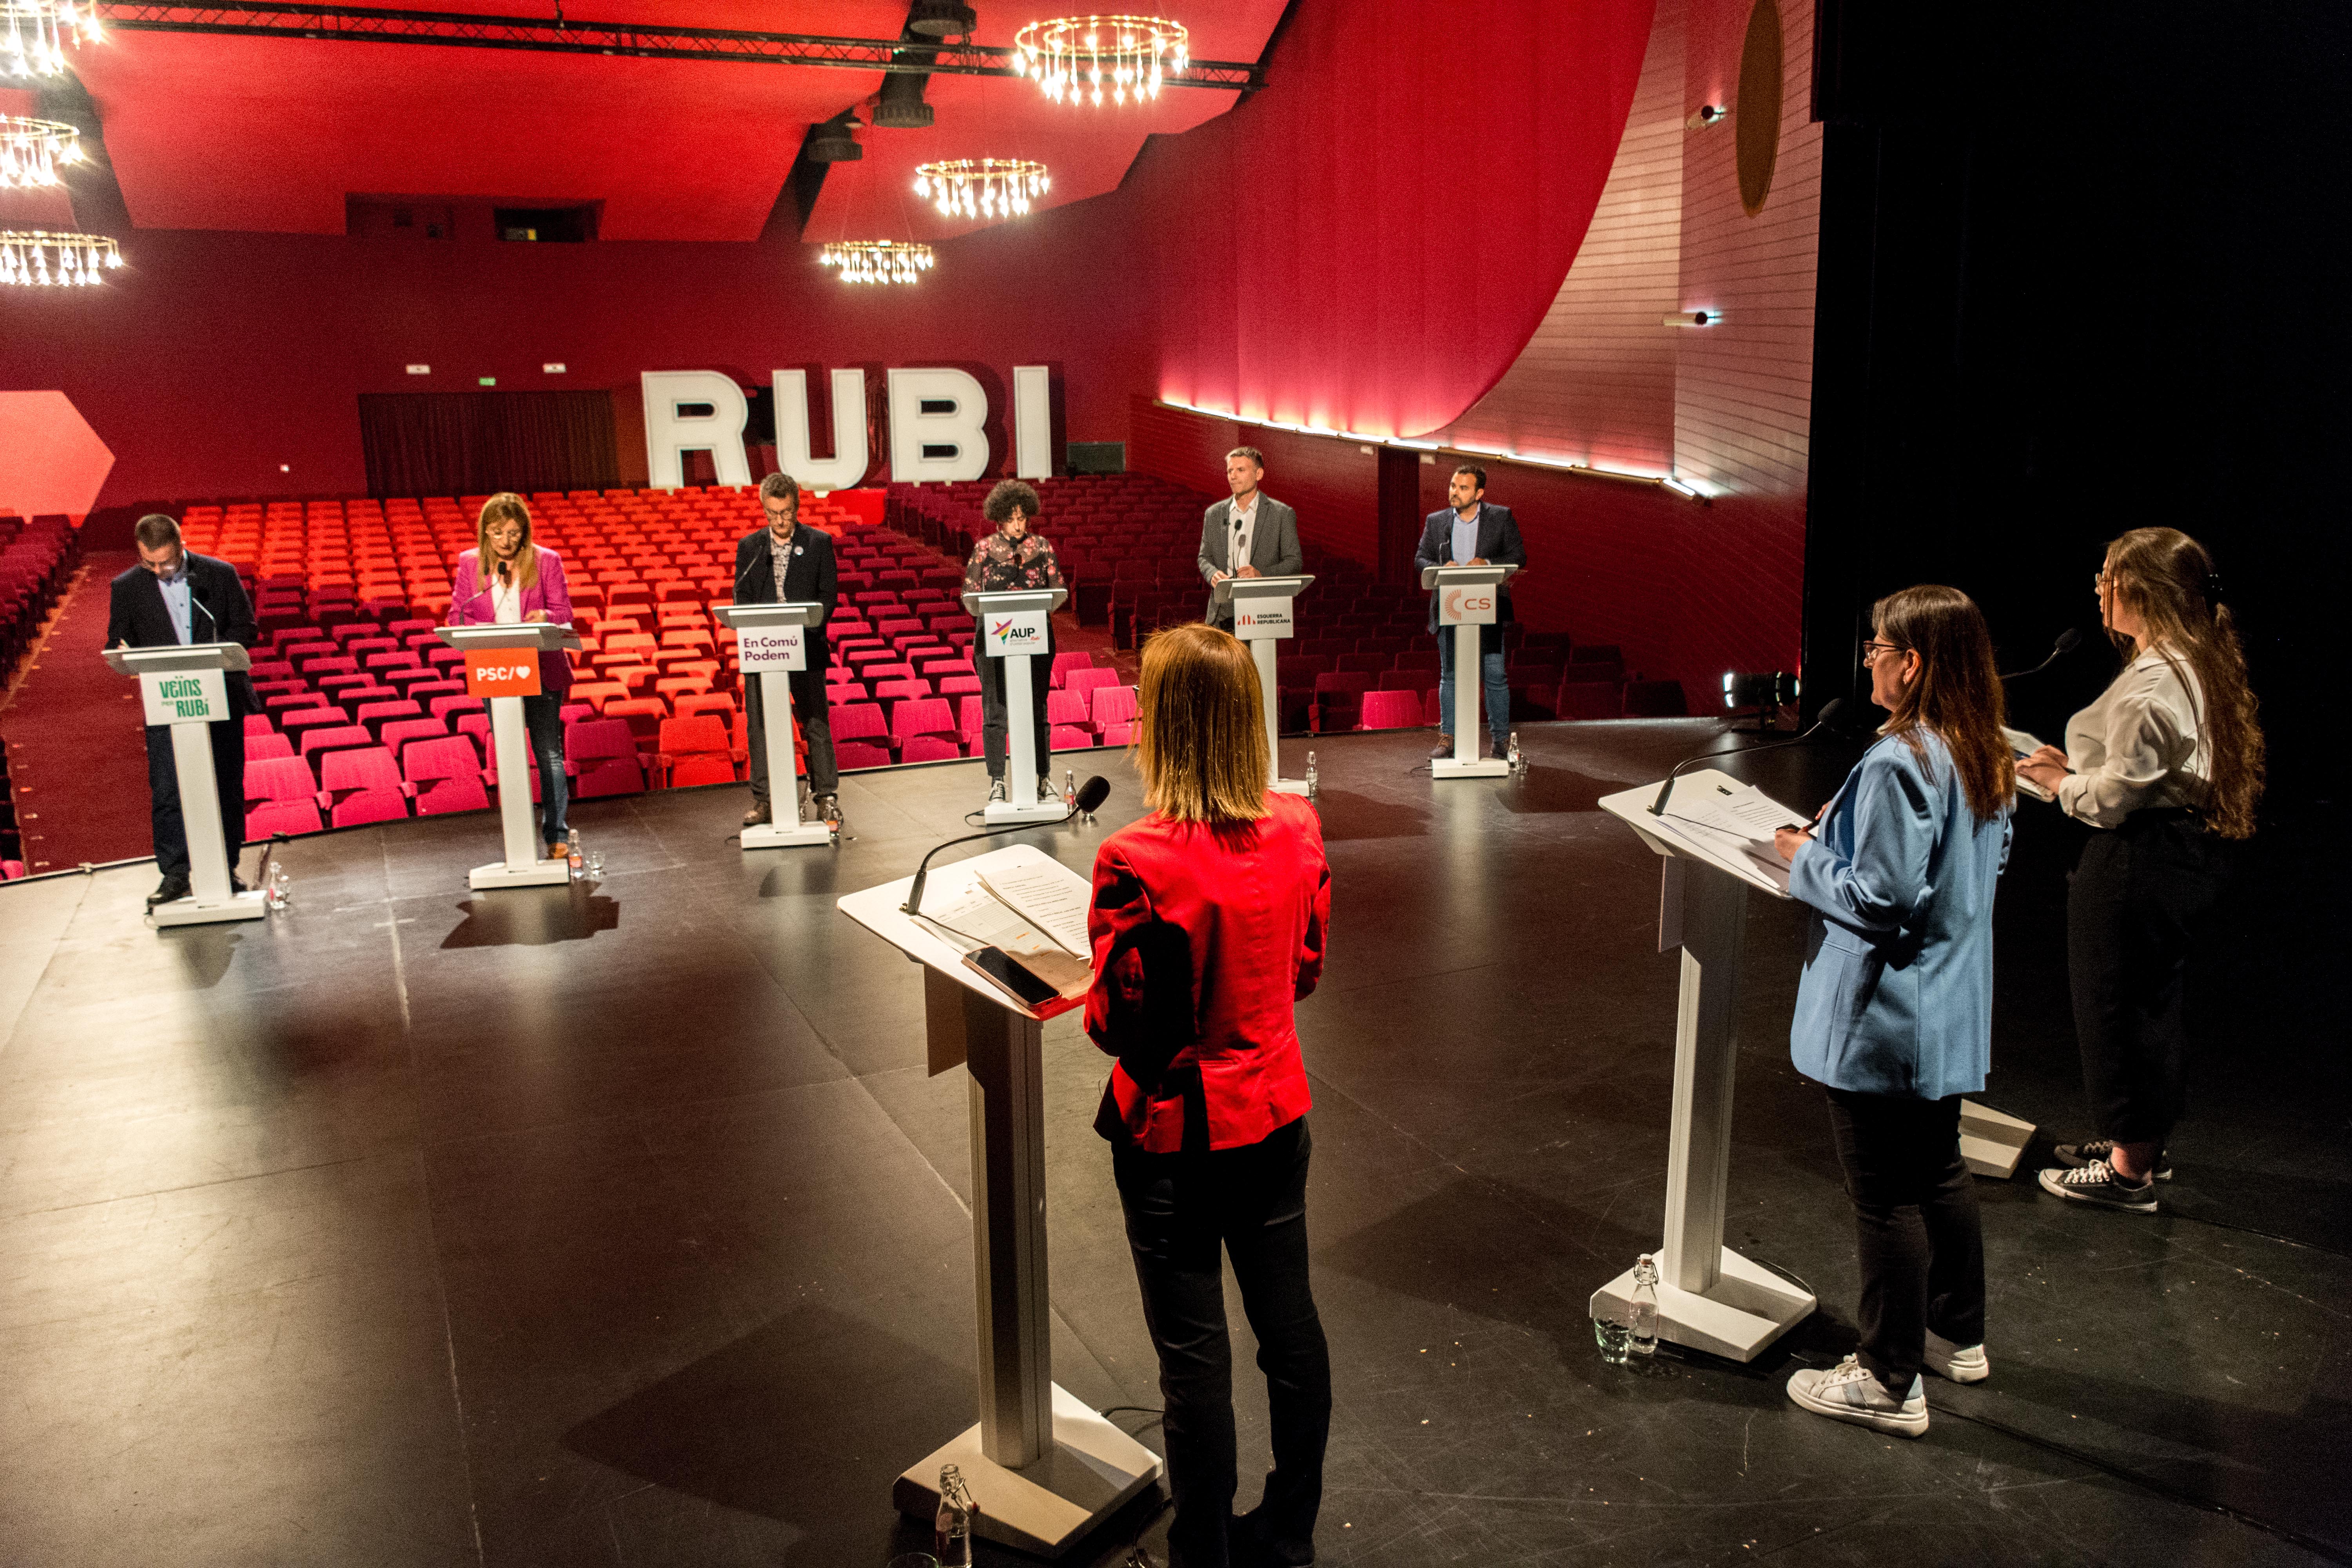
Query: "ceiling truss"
89 2 1263 86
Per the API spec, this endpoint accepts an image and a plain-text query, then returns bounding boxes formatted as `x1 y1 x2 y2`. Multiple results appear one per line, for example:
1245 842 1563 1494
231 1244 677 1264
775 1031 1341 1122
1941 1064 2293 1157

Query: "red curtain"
1135 0 1656 441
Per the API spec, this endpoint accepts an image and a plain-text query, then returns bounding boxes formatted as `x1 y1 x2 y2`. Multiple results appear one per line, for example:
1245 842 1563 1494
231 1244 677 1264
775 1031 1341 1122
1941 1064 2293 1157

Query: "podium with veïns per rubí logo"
104 641 269 927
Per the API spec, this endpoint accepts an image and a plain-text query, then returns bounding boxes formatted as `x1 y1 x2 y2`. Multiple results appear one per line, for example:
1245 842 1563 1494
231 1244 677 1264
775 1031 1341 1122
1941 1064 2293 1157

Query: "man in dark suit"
105 513 258 906
1414 465 1527 759
733 472 840 827
1196 446 1304 625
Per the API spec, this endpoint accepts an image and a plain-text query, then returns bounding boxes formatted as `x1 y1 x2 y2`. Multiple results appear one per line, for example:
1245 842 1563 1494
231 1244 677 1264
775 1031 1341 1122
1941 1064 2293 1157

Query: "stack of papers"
1657 777 1806 891
912 865 1094 1000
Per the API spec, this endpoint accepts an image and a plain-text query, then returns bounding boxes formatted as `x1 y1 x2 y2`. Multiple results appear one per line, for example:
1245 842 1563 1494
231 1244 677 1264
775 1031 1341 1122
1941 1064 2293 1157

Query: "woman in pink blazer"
449 493 575 857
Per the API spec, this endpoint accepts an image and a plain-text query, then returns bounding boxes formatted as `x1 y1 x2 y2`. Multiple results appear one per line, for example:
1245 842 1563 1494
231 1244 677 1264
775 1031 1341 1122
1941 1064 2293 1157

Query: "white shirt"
489 561 523 624
2057 646 2210 828
1227 493 1259 573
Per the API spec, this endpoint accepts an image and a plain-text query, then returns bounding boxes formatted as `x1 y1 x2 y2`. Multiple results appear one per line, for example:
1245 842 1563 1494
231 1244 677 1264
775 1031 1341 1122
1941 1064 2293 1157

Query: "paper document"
1658 777 1805 892
975 864 1092 956
2002 727 2055 802
912 877 1093 1000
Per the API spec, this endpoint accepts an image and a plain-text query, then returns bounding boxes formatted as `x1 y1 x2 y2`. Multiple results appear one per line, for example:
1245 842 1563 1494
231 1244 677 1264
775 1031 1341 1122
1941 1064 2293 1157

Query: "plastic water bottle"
566 829 584 880
266 860 291 912
1305 750 1319 796
1508 730 1524 771
1630 1254 1660 1356
935 1465 973 1565
1064 768 1076 809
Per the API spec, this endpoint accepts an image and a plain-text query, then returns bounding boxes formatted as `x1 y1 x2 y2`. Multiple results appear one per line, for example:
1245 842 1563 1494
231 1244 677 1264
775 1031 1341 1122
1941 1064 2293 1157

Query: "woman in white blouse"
2016 528 2264 1213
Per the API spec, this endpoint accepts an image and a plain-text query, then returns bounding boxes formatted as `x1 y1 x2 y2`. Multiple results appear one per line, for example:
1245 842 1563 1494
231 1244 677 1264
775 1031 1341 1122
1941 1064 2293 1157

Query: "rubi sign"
1234 597 1294 639
1440 586 1497 626
464 650 543 697
738 625 806 673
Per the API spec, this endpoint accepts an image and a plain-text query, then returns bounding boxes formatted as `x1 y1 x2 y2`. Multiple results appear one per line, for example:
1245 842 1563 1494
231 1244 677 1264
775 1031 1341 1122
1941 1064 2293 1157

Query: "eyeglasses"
1861 639 1904 663
763 505 795 521
2094 567 2112 589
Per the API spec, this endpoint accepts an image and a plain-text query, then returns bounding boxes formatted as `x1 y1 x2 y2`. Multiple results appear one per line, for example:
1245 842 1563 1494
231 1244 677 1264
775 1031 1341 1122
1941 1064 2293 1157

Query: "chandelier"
0 114 80 187
817 241 935 285
1012 15 1188 106
0 229 122 286
912 159 1051 220
2 0 102 78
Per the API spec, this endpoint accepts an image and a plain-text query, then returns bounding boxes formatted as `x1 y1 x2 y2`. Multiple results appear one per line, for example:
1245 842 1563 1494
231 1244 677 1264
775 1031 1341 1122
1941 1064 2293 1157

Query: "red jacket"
1085 793 1330 1153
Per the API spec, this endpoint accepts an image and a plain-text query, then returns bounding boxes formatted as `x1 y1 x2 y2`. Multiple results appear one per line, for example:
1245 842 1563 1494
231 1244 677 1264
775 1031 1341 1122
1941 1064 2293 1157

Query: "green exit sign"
478 376 496 387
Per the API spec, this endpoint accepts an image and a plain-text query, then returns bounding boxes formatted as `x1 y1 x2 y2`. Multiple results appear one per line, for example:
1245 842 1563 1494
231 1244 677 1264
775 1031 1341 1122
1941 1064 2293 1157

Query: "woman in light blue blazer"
1773 585 2015 1440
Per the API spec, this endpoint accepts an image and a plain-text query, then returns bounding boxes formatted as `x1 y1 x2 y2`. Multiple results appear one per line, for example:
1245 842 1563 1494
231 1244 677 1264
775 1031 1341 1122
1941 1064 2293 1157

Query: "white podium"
436 623 583 890
1422 563 1520 779
1591 767 1818 1360
1216 573 1315 796
840 845 1163 1557
714 601 834 850
105 641 269 927
965 588 1069 824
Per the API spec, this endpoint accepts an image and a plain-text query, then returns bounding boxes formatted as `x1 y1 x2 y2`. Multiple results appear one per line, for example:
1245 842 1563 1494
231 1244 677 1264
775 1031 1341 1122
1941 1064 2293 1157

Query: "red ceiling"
68 2 1283 241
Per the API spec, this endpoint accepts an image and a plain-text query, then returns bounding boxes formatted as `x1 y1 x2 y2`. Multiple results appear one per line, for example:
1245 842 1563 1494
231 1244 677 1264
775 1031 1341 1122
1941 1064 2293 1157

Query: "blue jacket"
1787 731 2012 1100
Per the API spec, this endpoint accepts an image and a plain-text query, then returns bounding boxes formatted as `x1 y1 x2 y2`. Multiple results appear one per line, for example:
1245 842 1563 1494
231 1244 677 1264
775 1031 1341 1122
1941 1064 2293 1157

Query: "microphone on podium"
2000 627 2082 680
903 775 1112 918
1650 699 1852 818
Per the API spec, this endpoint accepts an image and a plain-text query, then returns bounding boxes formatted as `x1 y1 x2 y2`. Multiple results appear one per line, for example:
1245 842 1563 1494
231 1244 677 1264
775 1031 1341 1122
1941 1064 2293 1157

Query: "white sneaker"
1786 1356 1929 1437
1923 1330 1989 1384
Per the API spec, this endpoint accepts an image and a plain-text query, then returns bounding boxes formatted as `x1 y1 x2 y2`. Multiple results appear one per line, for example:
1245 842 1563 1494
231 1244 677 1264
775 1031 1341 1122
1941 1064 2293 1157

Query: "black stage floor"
1 722 2343 1567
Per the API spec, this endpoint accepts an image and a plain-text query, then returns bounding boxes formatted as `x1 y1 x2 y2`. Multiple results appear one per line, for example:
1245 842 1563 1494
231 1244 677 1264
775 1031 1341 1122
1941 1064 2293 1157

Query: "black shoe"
147 874 191 910
1230 1507 1314 1566
2053 1139 2172 1181
231 873 249 894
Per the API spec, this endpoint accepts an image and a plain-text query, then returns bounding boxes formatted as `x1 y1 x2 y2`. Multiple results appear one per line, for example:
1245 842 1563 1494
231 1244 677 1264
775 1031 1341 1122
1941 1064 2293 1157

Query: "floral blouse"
964 530 1065 596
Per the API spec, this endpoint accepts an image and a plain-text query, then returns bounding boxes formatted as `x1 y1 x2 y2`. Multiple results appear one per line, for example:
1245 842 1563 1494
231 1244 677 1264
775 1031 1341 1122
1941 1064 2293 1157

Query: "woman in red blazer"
449 493 575 858
1087 622 1331 1568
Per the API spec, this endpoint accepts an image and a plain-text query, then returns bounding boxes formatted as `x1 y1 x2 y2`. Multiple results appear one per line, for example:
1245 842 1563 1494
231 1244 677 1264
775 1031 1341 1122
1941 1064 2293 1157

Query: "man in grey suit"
1196 446 1303 625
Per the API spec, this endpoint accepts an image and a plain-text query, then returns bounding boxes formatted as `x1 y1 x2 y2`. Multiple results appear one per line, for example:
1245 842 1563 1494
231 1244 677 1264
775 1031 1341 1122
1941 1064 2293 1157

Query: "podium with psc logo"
436 622 583 889
1214 573 1316 796
1423 563 1520 779
965 588 1067 825
103 641 269 927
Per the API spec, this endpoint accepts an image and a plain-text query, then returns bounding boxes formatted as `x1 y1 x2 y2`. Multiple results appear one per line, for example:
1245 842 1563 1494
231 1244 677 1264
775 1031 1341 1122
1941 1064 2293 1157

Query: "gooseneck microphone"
1650 699 1851 817
903 775 1111 917
2000 627 2082 681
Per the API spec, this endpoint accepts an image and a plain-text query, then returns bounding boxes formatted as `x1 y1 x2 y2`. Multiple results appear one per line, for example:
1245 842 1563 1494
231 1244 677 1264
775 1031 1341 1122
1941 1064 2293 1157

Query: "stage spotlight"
874 67 936 128
1723 671 1798 730
907 0 976 36
806 113 863 162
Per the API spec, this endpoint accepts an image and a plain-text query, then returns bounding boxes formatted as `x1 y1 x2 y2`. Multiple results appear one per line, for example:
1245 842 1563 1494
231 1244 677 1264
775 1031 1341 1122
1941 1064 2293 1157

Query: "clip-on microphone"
1650 699 1851 817
2000 627 2081 680
903 775 1111 917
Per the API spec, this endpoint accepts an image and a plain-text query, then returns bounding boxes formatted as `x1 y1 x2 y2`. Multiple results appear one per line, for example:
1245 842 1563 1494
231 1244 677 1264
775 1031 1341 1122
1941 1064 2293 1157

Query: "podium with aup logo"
1423 563 1519 779
965 588 1067 824
103 642 270 927
437 622 583 889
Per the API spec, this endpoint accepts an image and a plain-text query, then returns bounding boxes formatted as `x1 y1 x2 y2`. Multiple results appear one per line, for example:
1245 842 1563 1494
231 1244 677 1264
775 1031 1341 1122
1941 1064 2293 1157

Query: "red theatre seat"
1359 690 1426 731
246 800 325 840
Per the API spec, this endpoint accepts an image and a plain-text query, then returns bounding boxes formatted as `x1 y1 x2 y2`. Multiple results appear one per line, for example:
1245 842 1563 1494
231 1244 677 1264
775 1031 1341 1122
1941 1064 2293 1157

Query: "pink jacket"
450 546 574 695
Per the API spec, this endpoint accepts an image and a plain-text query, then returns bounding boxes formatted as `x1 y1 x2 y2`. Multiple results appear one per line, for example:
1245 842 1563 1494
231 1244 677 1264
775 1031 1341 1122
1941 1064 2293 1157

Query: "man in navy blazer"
1413 465 1526 759
732 472 840 827
104 514 258 907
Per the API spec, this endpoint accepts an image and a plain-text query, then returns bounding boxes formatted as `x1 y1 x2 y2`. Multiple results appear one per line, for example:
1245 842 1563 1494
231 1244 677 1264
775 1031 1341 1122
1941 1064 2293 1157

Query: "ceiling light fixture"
1 0 100 77
0 228 121 286
913 158 1051 220
0 114 80 187
818 240 935 285
1012 15 1188 106
906 0 976 39
805 111 864 162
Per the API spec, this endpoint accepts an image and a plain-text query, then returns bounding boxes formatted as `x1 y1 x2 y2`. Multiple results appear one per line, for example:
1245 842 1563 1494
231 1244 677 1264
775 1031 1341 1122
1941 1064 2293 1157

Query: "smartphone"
967 946 1061 1009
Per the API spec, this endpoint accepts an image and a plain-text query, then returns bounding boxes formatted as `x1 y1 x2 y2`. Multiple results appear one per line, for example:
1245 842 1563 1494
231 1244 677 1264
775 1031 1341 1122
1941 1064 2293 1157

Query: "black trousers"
2067 809 2228 1148
744 666 837 802
1113 1116 1330 1568
145 719 245 882
1823 1087 1985 1400
976 641 1051 783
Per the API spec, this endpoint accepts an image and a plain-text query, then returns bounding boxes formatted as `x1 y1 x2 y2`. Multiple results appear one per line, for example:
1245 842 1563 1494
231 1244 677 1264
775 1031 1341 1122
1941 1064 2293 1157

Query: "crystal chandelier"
0 114 81 187
817 241 935 285
2 0 102 78
0 229 122 286
1013 15 1188 106
912 159 1051 220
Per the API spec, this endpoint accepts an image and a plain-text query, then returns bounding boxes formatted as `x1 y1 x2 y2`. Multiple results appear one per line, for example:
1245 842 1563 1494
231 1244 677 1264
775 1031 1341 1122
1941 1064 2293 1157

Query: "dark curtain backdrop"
358 390 621 497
